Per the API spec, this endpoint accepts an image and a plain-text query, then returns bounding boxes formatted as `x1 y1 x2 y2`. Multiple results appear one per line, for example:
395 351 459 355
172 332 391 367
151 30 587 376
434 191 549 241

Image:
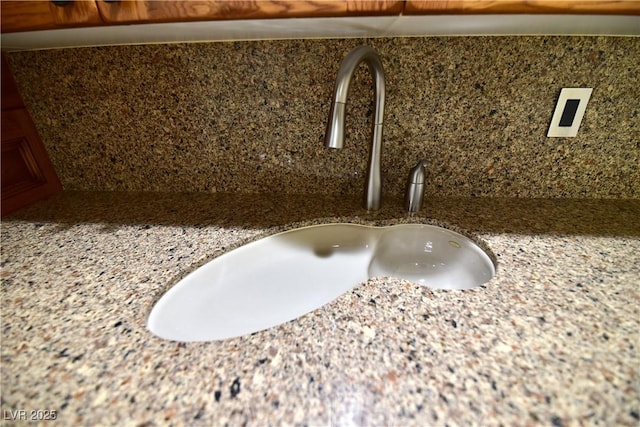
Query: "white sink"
148 223 495 342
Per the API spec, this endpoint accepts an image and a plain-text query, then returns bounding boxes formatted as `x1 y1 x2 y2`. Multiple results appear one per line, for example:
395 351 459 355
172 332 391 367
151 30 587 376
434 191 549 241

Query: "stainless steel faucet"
324 46 386 211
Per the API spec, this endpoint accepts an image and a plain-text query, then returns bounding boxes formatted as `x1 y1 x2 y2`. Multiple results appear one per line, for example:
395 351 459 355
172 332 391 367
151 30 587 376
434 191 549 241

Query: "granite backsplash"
6 36 639 198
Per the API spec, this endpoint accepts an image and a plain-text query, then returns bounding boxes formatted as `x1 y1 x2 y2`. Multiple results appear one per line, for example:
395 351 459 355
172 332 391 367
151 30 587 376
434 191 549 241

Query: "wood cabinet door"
1 55 62 216
96 0 404 24
404 0 640 15
1 109 62 215
1 0 102 33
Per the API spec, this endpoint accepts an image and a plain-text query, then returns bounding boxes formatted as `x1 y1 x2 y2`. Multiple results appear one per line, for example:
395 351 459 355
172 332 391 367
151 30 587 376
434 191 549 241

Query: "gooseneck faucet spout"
324 46 386 211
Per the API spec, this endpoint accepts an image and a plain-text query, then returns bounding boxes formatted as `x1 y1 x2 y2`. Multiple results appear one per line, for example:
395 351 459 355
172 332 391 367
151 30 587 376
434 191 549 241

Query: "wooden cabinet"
0 0 102 33
96 1 404 24
1 1 404 32
405 0 640 15
2 1 638 34
1 54 62 216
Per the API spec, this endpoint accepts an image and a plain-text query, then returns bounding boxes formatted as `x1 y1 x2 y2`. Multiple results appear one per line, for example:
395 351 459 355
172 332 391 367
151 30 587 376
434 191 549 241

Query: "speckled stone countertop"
1 192 639 426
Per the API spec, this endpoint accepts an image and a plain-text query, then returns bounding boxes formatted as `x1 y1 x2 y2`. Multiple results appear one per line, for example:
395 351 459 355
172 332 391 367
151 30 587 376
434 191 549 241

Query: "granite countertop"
1 192 639 426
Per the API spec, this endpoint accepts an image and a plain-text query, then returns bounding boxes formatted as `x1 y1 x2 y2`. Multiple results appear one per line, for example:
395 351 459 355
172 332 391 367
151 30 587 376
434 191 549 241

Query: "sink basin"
148 223 495 342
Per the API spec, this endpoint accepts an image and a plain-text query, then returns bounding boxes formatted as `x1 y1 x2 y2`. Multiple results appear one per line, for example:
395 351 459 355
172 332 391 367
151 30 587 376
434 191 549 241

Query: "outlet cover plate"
547 88 593 137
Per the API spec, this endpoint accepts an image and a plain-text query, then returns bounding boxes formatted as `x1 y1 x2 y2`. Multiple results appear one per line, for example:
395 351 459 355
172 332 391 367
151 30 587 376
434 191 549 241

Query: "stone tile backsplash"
7 36 639 198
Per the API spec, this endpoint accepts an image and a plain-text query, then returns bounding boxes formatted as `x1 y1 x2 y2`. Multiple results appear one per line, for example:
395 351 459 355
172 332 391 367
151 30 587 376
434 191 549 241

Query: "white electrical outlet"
547 88 593 137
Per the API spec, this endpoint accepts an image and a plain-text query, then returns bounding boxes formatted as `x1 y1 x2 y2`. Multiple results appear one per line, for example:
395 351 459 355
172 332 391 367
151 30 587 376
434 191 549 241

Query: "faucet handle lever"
405 160 428 213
